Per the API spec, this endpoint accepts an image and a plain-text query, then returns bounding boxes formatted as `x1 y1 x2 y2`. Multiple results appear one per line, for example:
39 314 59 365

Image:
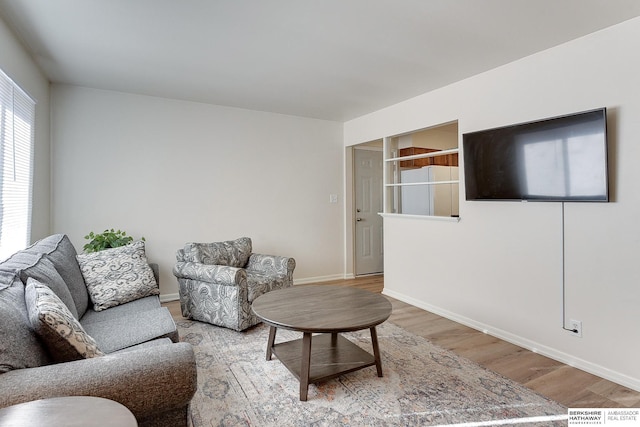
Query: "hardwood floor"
164 275 640 409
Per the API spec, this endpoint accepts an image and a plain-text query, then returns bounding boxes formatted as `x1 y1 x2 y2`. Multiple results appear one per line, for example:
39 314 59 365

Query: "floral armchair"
173 237 295 331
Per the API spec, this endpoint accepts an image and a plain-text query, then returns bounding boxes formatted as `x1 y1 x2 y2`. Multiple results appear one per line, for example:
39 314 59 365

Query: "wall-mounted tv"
463 108 608 202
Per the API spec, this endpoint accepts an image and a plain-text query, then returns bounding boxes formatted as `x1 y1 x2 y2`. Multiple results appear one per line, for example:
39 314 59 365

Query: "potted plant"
83 229 145 253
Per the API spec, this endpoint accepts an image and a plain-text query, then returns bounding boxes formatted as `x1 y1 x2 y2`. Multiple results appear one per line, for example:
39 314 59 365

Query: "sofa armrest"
149 262 160 287
173 261 246 286
247 253 296 278
0 342 197 421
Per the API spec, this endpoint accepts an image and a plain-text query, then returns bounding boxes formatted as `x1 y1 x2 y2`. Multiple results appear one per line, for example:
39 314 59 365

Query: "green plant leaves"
82 228 144 253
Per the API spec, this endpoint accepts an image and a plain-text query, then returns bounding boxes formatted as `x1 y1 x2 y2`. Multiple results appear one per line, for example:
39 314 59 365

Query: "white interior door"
354 149 384 275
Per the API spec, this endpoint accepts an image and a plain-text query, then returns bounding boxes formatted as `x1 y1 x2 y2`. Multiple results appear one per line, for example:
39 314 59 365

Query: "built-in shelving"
383 134 460 218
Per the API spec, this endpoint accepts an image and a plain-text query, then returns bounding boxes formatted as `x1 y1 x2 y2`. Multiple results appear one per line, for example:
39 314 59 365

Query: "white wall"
345 17 640 391
51 86 344 297
0 17 50 241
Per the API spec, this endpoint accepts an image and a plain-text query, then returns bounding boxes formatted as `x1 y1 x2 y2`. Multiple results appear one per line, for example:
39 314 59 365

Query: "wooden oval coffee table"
252 285 392 401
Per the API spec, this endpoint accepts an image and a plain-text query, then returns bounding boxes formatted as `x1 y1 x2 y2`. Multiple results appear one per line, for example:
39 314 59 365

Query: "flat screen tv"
463 108 608 202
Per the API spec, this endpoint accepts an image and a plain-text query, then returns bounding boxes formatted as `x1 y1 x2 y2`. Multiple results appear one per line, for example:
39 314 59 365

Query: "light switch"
329 194 338 203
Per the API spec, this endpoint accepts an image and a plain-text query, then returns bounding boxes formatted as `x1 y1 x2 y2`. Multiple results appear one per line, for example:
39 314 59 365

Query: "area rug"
177 320 568 426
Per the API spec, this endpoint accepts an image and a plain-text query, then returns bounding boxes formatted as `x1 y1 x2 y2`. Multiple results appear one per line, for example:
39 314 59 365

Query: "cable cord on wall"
561 202 579 334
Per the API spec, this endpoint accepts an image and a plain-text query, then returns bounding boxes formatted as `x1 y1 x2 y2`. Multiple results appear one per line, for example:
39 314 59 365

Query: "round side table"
0 396 137 427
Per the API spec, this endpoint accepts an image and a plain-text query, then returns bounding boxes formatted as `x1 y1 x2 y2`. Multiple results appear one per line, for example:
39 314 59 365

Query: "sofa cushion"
25 278 104 362
45 235 90 318
76 241 159 312
0 280 51 372
0 269 18 289
82 307 178 353
1 234 89 318
182 237 252 267
24 233 67 254
0 250 42 276
19 257 79 319
111 337 173 354
4 234 71 267
80 295 161 325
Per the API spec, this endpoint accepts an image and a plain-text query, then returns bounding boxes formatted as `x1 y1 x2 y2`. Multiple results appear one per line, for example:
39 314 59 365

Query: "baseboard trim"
294 274 353 285
160 293 179 303
383 288 640 393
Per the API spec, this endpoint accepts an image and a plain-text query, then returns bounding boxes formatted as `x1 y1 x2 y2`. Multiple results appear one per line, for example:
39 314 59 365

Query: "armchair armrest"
0 342 196 421
246 253 296 278
173 262 246 286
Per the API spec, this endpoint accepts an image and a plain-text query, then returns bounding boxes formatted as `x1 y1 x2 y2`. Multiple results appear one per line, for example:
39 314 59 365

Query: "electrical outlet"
570 319 583 337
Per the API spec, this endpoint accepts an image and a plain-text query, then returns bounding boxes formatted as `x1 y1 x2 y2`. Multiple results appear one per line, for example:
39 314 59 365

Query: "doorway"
353 147 384 276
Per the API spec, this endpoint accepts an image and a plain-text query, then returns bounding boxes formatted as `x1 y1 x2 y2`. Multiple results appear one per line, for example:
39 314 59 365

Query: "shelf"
272 333 376 384
386 147 459 163
385 180 459 187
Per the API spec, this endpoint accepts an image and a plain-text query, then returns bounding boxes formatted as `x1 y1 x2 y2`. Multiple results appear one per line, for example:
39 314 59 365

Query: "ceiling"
2 1 640 122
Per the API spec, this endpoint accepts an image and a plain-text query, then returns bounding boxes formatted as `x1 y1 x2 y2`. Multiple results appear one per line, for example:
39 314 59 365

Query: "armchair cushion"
25 278 104 362
76 241 159 312
181 237 251 267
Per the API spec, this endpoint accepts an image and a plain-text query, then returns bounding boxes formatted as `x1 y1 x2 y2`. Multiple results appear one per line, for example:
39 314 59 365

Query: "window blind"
0 69 35 261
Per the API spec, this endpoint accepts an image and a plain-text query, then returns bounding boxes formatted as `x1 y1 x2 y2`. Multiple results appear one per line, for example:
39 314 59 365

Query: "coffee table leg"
300 332 312 401
266 326 277 361
370 327 383 377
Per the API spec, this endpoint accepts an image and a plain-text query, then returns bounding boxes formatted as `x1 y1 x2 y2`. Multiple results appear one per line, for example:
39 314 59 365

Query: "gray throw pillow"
19 257 79 319
0 280 51 371
76 240 159 311
46 234 90 318
25 278 104 362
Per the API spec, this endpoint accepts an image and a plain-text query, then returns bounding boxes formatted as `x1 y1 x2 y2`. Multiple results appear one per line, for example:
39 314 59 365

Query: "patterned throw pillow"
25 278 104 362
76 240 159 312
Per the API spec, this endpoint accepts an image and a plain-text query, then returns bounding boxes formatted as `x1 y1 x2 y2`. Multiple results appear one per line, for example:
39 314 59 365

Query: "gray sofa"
0 234 197 427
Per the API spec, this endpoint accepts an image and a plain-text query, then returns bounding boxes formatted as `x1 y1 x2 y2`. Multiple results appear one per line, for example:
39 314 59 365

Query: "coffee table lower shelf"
271 332 380 400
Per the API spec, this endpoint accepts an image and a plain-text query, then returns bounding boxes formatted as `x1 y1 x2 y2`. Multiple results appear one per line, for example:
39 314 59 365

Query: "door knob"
356 218 363 221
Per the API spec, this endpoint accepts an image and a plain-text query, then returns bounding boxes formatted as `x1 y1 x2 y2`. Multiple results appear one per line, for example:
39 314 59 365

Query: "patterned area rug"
177 320 567 426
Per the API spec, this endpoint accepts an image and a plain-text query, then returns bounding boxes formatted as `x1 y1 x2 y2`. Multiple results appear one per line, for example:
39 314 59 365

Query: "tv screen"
463 108 608 202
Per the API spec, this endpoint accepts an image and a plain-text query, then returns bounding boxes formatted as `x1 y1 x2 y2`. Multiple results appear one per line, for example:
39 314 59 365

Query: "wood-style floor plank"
164 274 640 409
